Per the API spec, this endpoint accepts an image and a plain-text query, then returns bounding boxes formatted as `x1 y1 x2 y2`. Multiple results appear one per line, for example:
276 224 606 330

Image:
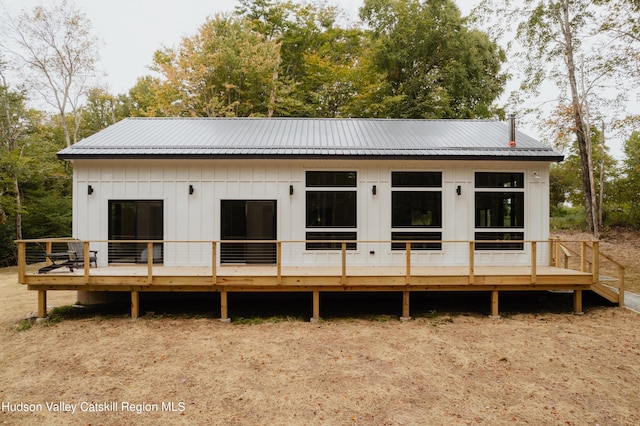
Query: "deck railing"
553 239 626 307
15 237 626 319
16 237 619 286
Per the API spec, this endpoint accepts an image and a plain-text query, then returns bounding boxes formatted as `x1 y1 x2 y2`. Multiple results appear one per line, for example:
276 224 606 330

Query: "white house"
57 117 563 270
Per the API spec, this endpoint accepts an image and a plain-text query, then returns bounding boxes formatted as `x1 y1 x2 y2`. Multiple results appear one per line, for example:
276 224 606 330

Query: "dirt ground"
1 231 639 426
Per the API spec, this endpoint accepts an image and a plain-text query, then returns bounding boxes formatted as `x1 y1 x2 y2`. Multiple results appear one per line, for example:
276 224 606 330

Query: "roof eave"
57 153 565 162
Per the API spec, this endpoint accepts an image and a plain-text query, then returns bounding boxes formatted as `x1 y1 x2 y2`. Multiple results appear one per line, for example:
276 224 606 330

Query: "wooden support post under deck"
490 290 499 318
147 242 153 285
530 241 537 284
17 242 26 284
37 290 47 318
573 290 583 314
83 241 90 284
401 290 411 320
131 291 139 320
211 242 217 284
311 291 320 322
220 291 229 322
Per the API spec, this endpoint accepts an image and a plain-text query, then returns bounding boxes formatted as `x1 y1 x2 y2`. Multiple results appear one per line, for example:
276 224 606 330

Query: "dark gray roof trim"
58 118 564 162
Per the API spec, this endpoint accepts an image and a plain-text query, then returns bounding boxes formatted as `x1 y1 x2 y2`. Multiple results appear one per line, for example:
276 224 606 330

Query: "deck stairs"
591 280 622 304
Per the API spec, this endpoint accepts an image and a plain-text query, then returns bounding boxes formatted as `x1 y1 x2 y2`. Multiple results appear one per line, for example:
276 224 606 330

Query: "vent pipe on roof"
508 114 517 148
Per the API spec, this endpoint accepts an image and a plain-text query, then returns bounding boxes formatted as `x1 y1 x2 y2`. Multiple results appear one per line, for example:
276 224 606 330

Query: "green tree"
0 65 31 241
360 0 506 119
80 88 130 138
150 15 282 117
616 131 640 225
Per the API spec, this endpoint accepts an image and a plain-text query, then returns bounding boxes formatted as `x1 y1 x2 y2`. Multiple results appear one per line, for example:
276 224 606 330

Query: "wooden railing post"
469 241 475 284
211 242 217 284
277 241 282 285
592 241 599 284
17 241 26 284
341 242 347 285
83 241 90 284
618 266 625 307
531 241 537 284
405 242 411 285
548 237 554 266
147 242 154 285
45 241 53 266
580 241 587 272
555 239 561 268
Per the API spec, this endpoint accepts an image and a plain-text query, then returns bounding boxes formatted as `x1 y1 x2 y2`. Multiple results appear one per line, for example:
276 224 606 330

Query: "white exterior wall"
72 159 551 267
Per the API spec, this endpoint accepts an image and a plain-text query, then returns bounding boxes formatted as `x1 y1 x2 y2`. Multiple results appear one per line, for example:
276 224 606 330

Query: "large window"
306 171 357 250
108 200 163 263
391 172 442 251
474 172 525 250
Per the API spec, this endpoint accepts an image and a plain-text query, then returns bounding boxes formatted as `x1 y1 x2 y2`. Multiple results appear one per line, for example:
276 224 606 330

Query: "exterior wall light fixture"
456 185 462 196
372 185 377 195
290 185 294 195
88 185 94 195
189 184 194 195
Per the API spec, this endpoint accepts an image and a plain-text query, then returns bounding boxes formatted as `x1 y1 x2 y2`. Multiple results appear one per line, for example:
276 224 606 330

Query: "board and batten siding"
72 159 550 267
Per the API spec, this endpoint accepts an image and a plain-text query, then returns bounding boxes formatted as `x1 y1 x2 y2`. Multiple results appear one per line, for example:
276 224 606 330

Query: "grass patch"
232 315 304 325
550 206 586 230
15 318 33 332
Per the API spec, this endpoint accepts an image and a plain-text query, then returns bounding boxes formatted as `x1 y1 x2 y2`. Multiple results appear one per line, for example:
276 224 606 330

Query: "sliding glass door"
108 200 163 263
220 200 277 264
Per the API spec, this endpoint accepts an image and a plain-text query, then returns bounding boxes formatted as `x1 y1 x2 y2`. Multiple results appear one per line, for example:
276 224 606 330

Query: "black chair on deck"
67 240 98 268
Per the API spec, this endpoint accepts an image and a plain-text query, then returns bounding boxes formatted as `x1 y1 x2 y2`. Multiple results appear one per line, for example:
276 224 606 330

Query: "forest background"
0 0 639 266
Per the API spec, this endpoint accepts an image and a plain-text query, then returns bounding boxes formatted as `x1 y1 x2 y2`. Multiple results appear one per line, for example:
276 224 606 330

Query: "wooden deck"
15 238 625 320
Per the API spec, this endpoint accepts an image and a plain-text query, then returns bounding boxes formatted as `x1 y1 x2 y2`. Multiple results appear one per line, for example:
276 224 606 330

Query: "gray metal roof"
57 117 563 161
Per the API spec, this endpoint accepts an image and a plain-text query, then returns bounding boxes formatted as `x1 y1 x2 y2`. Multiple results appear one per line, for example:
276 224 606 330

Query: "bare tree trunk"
598 121 606 229
556 1 598 236
13 173 22 240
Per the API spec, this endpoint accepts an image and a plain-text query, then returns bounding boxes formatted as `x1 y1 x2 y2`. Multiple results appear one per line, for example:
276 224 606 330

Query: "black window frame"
391 171 442 251
474 172 525 251
305 171 358 251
